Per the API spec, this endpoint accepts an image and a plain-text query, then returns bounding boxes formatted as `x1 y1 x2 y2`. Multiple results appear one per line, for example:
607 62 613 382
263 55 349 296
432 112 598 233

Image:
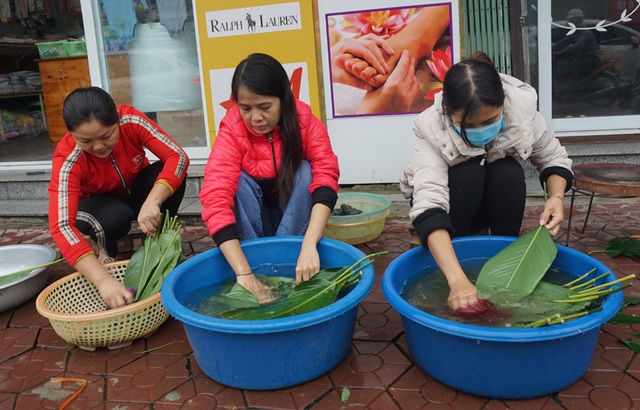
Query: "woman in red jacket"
200 53 340 301
48 87 190 308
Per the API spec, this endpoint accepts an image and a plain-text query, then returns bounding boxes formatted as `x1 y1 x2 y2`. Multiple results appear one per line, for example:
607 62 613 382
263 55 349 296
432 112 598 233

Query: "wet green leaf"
476 226 557 302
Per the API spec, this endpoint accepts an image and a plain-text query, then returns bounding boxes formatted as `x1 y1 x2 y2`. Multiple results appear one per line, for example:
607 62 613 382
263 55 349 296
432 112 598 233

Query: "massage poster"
316 0 460 183
194 0 321 145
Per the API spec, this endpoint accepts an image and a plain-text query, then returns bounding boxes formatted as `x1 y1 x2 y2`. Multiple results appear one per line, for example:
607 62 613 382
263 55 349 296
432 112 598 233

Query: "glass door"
82 0 210 162
535 0 640 135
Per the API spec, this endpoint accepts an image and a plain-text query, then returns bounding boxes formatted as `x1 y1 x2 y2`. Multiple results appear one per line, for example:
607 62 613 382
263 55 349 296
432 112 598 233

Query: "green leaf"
341 387 351 403
0 259 64 285
476 226 557 302
622 340 640 354
608 313 640 325
123 212 185 301
589 237 640 258
214 252 385 320
622 297 640 308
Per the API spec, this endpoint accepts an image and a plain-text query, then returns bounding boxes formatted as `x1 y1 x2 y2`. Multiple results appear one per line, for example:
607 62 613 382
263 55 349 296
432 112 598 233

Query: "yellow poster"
193 1 322 145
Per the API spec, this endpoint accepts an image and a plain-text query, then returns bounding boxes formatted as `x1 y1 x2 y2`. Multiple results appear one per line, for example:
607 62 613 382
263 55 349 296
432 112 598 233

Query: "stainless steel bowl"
0 244 57 312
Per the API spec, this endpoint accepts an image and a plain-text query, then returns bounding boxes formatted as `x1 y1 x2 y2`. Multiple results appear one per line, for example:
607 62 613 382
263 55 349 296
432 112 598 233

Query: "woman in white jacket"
400 52 572 311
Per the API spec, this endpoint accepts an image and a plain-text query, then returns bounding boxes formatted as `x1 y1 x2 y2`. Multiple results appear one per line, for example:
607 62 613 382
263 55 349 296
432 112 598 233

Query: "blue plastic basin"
161 236 374 390
382 236 623 399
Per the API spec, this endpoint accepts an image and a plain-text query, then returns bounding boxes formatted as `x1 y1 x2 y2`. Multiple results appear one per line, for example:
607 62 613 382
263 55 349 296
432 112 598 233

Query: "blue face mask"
452 116 505 147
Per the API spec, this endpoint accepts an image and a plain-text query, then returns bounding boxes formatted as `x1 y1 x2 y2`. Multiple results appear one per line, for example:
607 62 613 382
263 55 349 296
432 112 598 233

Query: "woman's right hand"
97 274 134 309
236 274 274 304
447 276 479 310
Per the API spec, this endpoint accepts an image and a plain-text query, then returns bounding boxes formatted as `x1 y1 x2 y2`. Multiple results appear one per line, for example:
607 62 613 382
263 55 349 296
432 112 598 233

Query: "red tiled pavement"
0 196 638 409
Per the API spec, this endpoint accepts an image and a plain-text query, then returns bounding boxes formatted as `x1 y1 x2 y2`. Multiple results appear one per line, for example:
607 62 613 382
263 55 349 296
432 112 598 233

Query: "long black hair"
441 52 504 146
231 53 303 207
62 86 119 132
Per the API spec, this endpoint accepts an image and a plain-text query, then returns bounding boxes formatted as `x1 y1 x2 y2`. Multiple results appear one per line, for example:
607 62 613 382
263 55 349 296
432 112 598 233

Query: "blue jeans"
234 160 313 239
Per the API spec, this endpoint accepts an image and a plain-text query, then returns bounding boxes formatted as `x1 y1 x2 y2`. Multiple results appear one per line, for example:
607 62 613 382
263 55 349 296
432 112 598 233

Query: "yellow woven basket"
323 209 390 245
35 260 169 351
323 192 391 245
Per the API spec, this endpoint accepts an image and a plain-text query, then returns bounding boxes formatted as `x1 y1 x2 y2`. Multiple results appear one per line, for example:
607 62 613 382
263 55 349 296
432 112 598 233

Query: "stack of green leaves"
475 226 634 327
195 252 385 320
123 212 185 302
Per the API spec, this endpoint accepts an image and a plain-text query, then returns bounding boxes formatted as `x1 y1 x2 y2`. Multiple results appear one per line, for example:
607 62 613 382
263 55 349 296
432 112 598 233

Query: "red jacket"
48 105 190 266
200 99 339 238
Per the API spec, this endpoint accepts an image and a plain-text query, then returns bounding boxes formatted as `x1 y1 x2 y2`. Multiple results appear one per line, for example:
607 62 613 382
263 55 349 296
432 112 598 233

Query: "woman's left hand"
539 196 565 236
295 242 320 282
137 202 162 235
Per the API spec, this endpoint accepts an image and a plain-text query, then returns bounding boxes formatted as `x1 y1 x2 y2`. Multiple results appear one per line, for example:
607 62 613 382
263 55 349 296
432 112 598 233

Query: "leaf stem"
570 272 612 291
563 268 596 288
576 274 635 294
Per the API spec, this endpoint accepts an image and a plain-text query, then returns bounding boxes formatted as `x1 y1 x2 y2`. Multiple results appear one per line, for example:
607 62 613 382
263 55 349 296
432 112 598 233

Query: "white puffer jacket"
400 74 572 222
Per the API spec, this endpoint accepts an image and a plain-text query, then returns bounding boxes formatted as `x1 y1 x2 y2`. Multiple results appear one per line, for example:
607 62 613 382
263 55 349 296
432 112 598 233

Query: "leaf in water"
341 387 351 403
476 226 557 302
222 277 340 320
608 313 640 325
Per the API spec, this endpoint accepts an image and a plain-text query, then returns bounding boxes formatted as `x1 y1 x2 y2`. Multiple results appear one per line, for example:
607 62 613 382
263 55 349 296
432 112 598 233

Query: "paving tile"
106 355 189 403
243 375 333 410
390 366 487 409
0 202 639 409
152 378 245 409
588 386 634 409
0 393 16 410
329 341 411 389
311 387 398 409
0 311 11 330
353 302 403 341
145 318 192 356
16 373 104 409
0 349 67 393
66 339 146 374
9 299 50 328
36 326 75 349
0 327 38 363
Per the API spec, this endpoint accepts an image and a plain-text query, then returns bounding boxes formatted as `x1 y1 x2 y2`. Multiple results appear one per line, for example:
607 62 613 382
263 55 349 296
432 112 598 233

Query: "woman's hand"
137 201 162 235
138 182 173 235
96 272 134 308
447 275 479 310
295 241 320 283
236 274 274 304
539 196 565 236
331 34 394 91
356 50 418 114
75 254 134 308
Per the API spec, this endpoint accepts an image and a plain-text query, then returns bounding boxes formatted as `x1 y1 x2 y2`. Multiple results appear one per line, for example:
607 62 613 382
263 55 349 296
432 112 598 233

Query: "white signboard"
316 0 460 183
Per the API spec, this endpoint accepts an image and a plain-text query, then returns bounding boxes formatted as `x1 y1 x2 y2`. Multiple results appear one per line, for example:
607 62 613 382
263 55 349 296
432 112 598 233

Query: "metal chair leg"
580 193 595 234
566 188 577 246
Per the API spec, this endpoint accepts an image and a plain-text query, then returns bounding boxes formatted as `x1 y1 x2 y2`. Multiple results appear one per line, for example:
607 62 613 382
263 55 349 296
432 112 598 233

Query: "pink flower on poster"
341 9 415 37
425 46 452 100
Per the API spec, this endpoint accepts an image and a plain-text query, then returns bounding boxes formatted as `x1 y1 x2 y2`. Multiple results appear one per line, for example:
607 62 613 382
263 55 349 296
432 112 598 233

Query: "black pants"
448 156 526 237
76 161 187 257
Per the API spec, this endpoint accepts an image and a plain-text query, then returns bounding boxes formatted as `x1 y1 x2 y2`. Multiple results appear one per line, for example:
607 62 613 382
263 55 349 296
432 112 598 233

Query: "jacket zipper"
110 153 131 194
480 154 487 166
268 134 278 180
